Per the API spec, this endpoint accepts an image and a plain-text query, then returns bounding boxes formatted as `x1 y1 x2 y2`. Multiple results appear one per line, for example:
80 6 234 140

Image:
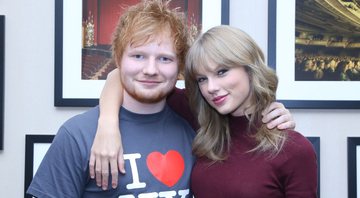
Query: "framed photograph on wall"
348 137 360 198
307 136 320 198
0 15 5 150
54 0 229 107
268 0 360 109
24 135 54 198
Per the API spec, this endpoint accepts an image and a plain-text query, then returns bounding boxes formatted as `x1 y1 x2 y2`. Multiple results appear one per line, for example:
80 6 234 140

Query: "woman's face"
196 62 252 116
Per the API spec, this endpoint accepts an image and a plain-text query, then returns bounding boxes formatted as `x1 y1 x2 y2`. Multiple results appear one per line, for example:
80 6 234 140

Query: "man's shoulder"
60 106 100 135
63 106 99 125
164 105 195 134
165 105 188 121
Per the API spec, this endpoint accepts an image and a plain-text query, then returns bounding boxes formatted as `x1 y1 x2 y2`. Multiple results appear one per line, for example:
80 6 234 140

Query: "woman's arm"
283 132 318 197
89 68 124 190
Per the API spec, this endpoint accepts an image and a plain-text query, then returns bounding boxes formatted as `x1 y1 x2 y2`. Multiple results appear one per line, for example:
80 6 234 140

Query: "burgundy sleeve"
167 88 199 130
282 132 318 198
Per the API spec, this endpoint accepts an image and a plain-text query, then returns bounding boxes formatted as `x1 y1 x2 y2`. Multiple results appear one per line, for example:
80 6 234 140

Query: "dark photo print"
81 0 202 80
295 0 360 81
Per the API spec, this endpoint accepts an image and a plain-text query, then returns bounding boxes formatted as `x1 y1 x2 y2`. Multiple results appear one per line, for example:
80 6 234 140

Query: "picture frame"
268 0 360 109
307 136 320 198
24 134 54 198
0 15 5 150
348 137 360 198
54 0 230 107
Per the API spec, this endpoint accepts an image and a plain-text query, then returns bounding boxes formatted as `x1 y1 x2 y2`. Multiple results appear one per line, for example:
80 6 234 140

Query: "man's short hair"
112 0 190 72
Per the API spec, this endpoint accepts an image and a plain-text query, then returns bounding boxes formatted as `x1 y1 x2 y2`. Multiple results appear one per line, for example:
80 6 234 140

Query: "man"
27 0 195 197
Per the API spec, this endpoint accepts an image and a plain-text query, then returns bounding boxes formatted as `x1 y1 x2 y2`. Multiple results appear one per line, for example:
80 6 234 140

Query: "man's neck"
122 92 166 114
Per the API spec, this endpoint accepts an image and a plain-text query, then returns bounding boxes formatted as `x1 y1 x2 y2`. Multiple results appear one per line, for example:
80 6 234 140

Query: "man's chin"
131 92 168 103
124 84 175 104
136 96 165 103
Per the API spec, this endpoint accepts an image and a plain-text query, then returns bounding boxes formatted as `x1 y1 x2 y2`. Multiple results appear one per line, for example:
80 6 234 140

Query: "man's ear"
114 55 121 68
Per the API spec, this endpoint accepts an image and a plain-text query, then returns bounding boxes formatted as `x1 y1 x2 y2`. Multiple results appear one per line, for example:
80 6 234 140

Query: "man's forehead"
130 29 174 46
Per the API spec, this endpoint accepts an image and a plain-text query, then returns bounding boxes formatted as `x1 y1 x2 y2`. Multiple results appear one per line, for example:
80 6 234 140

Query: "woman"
91 26 316 197
185 25 317 197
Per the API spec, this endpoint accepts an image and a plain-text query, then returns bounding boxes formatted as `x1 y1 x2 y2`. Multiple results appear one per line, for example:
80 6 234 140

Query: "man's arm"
27 127 86 197
262 102 295 130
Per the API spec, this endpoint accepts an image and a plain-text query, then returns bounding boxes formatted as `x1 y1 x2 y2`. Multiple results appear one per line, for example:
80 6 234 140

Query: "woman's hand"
261 102 295 130
89 117 125 190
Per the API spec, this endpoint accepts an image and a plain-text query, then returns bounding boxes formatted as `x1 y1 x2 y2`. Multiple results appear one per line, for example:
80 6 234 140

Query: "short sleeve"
26 126 87 198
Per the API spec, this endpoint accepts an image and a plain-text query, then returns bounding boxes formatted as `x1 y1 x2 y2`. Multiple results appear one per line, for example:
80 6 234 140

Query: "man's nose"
143 58 158 75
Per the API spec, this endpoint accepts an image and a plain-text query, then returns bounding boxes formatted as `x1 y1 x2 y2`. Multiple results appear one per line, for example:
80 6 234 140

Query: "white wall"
0 0 359 197
0 0 88 196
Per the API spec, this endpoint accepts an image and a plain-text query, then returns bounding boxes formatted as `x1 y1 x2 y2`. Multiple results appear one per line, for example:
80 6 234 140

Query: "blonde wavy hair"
185 25 287 161
111 0 190 72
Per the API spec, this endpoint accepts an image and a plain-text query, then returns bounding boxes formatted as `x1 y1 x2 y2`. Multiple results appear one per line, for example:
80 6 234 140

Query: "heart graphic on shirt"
146 150 185 187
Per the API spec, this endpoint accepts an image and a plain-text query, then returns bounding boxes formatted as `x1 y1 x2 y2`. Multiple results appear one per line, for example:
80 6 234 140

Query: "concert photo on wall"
295 0 360 81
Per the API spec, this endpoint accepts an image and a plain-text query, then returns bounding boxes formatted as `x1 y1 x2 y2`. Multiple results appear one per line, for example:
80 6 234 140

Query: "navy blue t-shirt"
27 105 195 198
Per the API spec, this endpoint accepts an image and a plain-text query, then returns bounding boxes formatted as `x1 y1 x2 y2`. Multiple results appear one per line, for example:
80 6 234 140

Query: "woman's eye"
217 68 228 76
197 77 206 83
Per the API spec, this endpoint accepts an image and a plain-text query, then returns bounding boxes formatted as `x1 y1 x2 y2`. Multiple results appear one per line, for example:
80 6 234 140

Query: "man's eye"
159 57 172 63
132 54 144 59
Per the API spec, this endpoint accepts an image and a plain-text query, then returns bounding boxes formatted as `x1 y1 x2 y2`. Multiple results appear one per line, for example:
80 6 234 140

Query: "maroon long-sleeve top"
168 88 318 198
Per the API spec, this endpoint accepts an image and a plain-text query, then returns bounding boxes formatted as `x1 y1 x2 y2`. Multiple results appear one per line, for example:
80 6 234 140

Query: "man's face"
120 30 178 104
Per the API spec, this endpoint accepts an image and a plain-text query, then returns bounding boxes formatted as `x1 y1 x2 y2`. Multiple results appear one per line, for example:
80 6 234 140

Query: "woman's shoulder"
282 130 316 158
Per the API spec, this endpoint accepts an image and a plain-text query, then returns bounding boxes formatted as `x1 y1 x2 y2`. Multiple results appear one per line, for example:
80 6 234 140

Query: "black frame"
348 137 360 198
267 0 360 109
307 136 320 198
24 135 54 198
54 0 229 107
0 15 5 150
221 0 229 25
54 0 93 107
